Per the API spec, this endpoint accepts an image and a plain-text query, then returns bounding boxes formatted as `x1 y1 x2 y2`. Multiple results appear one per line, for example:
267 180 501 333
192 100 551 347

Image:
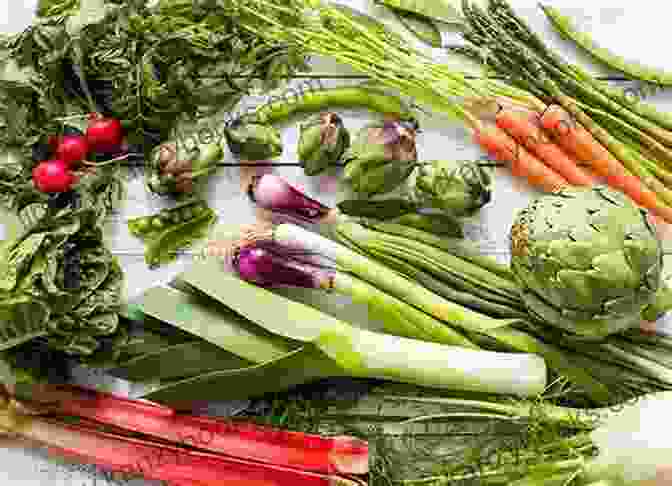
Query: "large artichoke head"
510 186 663 340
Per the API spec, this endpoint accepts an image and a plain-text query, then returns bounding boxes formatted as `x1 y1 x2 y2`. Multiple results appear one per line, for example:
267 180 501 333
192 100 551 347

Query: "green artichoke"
343 119 418 195
147 141 223 195
510 186 664 340
223 121 282 161
407 160 493 217
298 112 350 176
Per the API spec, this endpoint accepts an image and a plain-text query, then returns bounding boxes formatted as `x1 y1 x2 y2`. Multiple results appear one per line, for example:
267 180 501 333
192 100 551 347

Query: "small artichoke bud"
223 121 282 161
148 142 222 195
408 160 493 217
298 112 350 176
343 119 418 193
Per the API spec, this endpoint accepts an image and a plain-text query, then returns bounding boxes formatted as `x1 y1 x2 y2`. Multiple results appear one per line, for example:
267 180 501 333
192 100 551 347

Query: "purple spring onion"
247 173 339 224
232 242 334 290
220 224 478 350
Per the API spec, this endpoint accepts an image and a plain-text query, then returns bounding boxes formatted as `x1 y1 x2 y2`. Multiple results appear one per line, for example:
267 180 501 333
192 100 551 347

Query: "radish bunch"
32 114 124 193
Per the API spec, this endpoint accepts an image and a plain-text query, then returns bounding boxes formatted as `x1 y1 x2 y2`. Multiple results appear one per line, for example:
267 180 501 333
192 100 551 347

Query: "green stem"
332 272 479 349
355 221 514 281
367 249 528 318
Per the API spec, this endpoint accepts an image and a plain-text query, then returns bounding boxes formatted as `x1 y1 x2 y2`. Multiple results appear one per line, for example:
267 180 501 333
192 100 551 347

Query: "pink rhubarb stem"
21 384 369 476
31 417 366 486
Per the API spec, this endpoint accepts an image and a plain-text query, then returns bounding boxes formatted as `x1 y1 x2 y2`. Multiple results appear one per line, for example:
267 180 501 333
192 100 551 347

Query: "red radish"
32 159 76 193
54 135 89 165
86 114 123 153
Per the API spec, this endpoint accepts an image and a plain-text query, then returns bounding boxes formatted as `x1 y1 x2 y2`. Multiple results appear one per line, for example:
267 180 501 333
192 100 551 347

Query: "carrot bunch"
465 100 672 225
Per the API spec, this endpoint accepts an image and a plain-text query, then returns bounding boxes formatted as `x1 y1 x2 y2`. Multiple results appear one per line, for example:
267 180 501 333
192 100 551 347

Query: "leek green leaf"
109 341 250 383
131 285 296 363
176 261 355 343
141 346 345 408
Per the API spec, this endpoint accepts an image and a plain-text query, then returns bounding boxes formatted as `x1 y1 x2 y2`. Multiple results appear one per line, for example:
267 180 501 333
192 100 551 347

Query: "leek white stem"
321 326 547 397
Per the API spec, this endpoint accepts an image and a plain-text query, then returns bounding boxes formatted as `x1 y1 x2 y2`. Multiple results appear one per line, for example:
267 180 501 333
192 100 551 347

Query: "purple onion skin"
234 245 331 289
249 174 331 223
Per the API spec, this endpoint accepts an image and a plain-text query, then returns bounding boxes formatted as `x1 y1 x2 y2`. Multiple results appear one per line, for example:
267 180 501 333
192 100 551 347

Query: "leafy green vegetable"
0 193 123 358
4 0 309 156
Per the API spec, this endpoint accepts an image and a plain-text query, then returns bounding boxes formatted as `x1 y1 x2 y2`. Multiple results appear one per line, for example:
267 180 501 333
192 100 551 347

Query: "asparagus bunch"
452 0 672 209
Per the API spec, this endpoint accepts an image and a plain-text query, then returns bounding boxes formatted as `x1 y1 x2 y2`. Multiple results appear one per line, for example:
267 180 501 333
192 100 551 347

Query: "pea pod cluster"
128 199 218 268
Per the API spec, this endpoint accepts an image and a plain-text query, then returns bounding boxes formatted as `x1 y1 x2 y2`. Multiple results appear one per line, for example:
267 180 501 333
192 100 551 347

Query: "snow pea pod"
144 209 217 268
127 199 217 268
245 85 417 126
392 9 443 47
541 4 672 86
374 0 462 24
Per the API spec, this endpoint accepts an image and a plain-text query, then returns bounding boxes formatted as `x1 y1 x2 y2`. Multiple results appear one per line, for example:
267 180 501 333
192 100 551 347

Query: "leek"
234 222 620 405
154 261 547 399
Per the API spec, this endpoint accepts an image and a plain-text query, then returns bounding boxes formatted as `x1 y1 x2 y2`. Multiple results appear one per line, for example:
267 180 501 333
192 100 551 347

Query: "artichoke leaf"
555 269 608 310
546 239 601 271
589 251 639 288
624 237 663 284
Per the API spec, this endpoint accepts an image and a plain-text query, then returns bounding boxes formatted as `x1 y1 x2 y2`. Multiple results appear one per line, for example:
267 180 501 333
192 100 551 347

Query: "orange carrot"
495 109 595 186
472 123 569 193
540 105 672 224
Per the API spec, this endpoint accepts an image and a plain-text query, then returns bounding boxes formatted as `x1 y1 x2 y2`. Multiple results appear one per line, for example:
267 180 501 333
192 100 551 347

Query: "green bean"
358 220 514 280
247 85 416 126
386 212 463 238
180 207 194 221
356 234 522 305
541 4 672 86
368 249 528 318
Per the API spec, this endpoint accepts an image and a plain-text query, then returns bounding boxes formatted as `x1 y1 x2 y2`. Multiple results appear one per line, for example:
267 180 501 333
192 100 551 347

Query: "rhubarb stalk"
20 384 369 476
0 392 367 486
